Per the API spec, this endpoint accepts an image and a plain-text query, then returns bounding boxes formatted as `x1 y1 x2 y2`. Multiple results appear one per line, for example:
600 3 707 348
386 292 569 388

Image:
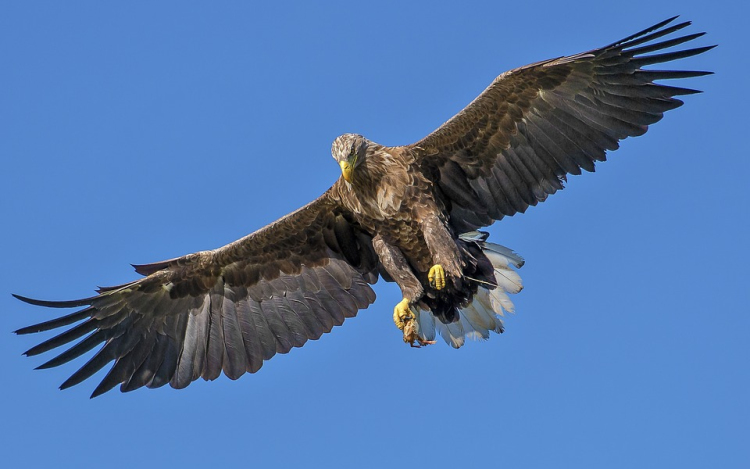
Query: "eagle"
14 17 713 397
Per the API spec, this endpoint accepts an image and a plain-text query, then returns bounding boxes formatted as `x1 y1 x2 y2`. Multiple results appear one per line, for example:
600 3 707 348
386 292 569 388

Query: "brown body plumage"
14 17 713 396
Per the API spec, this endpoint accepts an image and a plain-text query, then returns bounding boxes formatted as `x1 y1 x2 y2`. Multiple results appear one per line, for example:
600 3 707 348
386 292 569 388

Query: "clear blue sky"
1 1 746 468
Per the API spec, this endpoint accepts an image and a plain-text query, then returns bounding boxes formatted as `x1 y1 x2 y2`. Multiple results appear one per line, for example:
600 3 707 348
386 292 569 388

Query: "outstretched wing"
15 190 379 397
411 17 714 232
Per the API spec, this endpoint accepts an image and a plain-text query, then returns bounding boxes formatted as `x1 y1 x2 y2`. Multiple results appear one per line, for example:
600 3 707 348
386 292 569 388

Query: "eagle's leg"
421 214 463 290
371 235 427 345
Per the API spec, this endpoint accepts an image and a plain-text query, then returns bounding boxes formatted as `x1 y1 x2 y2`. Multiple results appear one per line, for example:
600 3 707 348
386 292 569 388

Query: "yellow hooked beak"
339 160 353 183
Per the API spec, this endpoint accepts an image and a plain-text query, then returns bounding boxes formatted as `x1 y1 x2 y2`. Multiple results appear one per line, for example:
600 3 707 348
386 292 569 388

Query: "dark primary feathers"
16 196 379 397
14 17 712 397
412 17 713 232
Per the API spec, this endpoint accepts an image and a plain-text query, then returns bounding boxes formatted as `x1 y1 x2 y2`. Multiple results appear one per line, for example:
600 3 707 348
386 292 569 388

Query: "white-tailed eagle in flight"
14 17 713 397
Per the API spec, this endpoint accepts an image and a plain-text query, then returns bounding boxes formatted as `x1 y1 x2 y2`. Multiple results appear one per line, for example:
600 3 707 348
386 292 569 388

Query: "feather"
247 299 277 361
494 268 524 294
416 309 436 342
131 334 169 390
220 290 248 380
272 295 308 348
121 334 158 392
203 288 226 381
59 346 116 391
172 296 210 388
612 17 685 49
286 290 325 340
435 319 465 349
260 298 293 354
471 296 503 334
234 298 264 373
15 307 92 335
462 302 495 331
36 330 107 370
459 306 490 340
489 287 516 314
316 268 358 316
482 242 525 268
150 335 180 389
23 320 98 357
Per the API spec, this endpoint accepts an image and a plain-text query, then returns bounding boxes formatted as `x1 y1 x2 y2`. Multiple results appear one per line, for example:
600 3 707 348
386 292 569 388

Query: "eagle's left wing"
15 191 379 397
410 17 713 232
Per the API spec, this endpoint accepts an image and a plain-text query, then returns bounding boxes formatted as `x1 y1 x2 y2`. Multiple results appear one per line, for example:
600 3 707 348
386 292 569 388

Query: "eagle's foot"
428 264 446 290
393 298 413 331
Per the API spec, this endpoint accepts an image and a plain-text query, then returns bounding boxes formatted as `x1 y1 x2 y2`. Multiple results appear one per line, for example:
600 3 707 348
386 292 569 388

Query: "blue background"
1 1 746 467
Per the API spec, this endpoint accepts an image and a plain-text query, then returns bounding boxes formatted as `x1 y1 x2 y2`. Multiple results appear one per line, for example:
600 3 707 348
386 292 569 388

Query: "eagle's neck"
360 144 400 181
341 145 415 218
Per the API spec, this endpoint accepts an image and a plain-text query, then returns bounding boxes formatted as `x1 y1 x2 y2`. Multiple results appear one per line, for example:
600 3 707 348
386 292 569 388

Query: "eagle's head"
331 134 370 184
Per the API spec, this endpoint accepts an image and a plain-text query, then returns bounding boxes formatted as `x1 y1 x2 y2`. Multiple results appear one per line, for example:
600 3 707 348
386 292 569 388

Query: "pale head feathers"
331 133 370 166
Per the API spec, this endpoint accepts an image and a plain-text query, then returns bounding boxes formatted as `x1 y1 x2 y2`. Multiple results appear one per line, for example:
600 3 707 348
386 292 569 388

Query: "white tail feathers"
481 241 525 268
413 239 524 348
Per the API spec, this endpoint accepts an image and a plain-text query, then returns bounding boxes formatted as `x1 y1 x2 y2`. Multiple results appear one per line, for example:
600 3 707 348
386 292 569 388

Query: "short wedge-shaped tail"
414 232 524 348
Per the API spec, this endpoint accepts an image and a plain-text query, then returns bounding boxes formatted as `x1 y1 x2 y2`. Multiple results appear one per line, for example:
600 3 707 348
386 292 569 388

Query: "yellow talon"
428 264 446 290
392 298 436 347
393 298 413 331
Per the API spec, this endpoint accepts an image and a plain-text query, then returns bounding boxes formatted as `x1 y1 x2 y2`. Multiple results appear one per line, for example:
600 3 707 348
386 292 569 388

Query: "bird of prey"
14 17 713 397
